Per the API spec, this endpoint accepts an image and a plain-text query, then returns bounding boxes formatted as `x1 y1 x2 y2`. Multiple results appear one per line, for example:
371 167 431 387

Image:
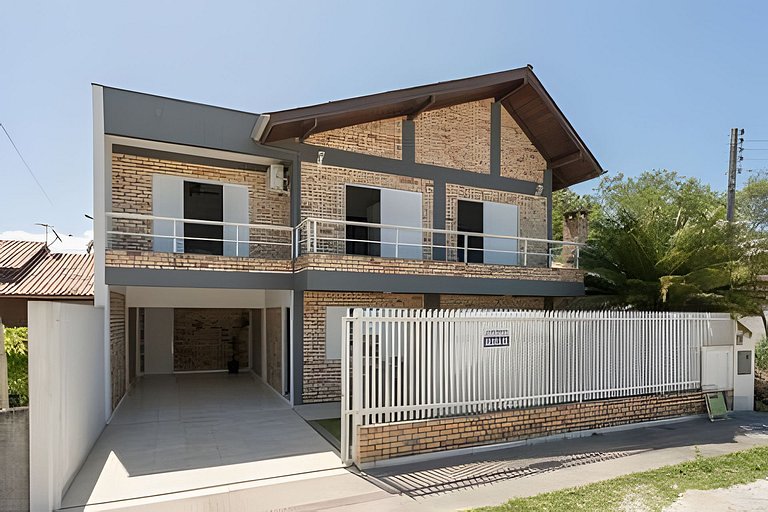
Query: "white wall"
29 302 106 512
126 286 266 309
144 308 174 374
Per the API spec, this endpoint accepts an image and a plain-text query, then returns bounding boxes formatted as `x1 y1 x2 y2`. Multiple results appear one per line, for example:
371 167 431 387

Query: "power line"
0 123 54 206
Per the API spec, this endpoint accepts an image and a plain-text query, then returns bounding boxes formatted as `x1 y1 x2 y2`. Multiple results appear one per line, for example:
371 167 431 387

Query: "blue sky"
2 1 767 251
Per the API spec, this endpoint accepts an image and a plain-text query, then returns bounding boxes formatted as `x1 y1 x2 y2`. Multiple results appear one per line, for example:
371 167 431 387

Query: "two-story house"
93 67 603 413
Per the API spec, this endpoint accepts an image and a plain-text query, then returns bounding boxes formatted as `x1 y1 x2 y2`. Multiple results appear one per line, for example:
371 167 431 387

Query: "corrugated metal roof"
0 240 47 270
0 240 94 298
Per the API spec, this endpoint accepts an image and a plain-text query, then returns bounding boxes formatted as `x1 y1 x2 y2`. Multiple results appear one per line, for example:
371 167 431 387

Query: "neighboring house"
92 67 604 411
0 240 94 327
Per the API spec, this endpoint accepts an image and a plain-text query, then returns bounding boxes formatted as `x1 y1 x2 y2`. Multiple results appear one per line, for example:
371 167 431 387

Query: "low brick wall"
106 249 293 273
356 392 705 465
0 407 29 512
296 254 583 282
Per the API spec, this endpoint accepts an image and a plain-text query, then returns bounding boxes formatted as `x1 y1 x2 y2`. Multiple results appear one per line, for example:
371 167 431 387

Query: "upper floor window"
152 175 249 257
344 185 422 260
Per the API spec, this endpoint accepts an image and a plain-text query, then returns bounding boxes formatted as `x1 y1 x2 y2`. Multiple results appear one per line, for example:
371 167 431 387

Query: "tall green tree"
737 173 768 232
572 170 765 315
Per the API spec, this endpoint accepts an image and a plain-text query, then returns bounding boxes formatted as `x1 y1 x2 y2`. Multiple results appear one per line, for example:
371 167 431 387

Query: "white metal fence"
341 309 730 463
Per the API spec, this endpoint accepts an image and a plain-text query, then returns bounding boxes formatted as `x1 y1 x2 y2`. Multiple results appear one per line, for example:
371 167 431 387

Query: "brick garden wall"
306 117 404 159
109 291 126 411
302 291 424 403
357 392 706 464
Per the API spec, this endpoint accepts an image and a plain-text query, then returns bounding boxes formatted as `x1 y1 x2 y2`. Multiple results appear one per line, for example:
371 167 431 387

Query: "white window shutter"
380 189 423 259
152 175 184 253
223 185 249 257
483 201 519 265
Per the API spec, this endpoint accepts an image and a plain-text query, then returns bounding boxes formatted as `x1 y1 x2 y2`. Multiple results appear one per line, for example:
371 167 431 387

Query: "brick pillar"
562 209 589 266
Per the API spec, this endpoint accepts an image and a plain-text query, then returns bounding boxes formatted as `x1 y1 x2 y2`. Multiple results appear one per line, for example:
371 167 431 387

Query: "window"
183 181 224 255
151 175 249 256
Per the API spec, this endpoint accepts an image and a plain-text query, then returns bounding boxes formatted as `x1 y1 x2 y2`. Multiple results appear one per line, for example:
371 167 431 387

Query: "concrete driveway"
60 374 346 510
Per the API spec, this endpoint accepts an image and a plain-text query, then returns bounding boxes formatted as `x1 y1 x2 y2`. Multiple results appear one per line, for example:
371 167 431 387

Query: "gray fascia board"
273 141 541 195
295 270 584 296
102 87 294 161
106 267 294 290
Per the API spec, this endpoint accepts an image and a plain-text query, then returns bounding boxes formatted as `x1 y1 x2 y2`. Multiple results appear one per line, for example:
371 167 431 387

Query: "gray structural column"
402 119 415 163
433 179 446 261
490 102 501 176
544 168 553 240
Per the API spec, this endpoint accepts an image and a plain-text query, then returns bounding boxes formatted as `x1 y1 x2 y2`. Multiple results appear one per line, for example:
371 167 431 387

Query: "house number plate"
483 329 510 347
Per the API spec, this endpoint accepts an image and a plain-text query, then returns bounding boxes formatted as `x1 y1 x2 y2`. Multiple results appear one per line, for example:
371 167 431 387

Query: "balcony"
294 218 583 282
104 213 583 282
105 212 293 273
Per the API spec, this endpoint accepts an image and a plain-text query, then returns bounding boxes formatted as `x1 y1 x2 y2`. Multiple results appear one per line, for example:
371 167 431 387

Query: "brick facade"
109 291 126 411
445 183 549 265
438 295 545 309
414 99 492 173
266 308 283 393
173 308 249 371
110 153 290 257
105 249 293 273
356 392 706 464
306 117 403 159
295 254 583 282
500 107 547 183
302 291 424 403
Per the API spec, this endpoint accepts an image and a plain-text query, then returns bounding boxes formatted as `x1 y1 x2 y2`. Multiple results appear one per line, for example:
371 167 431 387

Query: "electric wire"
0 123 54 205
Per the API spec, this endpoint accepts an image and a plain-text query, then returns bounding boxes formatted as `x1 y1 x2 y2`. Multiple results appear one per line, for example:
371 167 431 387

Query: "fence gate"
340 309 730 464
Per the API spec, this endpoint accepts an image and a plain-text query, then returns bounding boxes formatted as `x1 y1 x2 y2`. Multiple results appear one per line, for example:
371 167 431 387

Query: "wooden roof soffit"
406 95 436 120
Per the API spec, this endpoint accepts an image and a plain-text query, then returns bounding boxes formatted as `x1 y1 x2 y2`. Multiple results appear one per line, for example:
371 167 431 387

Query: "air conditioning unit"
268 164 288 193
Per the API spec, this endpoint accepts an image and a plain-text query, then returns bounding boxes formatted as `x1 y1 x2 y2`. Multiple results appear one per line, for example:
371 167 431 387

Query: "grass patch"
473 446 768 512
314 418 341 441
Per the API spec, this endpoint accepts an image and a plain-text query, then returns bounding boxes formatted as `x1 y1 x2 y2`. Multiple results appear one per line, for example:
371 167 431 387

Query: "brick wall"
110 153 290 257
446 183 549 265
109 291 126 411
105 249 293 273
500 107 547 183
295 254 583 282
439 295 545 309
300 162 434 256
302 291 424 403
265 308 283 393
357 392 706 464
173 308 249 371
414 99 492 173
306 117 403 159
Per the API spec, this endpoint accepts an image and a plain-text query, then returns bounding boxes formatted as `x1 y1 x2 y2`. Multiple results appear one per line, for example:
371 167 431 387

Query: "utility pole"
726 128 742 222
727 128 738 222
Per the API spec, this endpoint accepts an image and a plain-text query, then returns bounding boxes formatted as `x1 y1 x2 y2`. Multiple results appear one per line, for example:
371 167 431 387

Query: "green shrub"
757 335 768 373
4 327 28 407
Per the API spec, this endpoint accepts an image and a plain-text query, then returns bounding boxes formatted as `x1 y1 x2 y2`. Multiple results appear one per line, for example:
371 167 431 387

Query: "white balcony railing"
105 212 583 269
106 212 293 259
296 217 582 269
